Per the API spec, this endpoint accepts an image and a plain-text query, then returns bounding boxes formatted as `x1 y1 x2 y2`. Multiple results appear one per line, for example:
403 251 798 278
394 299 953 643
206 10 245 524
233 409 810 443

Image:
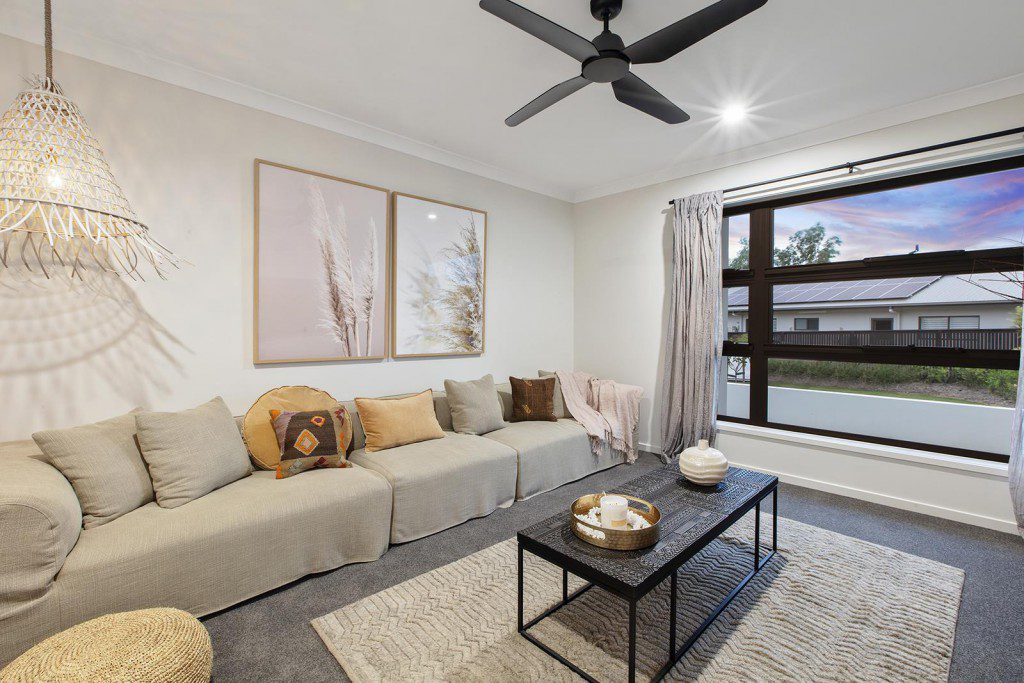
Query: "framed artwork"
392 193 486 358
254 160 390 364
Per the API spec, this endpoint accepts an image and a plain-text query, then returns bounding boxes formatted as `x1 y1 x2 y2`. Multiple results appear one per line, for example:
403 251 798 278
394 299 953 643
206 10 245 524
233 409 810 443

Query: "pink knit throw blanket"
555 371 644 464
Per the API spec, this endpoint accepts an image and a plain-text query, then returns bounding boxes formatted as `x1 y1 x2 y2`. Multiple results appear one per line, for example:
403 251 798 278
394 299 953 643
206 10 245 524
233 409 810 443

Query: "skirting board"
639 441 1018 535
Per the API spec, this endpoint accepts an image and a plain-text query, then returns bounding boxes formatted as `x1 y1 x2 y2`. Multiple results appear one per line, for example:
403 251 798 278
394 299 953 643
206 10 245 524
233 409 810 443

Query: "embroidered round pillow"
242 386 350 470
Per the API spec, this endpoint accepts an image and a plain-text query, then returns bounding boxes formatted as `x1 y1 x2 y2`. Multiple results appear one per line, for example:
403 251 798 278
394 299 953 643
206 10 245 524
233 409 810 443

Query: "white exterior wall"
728 302 1017 332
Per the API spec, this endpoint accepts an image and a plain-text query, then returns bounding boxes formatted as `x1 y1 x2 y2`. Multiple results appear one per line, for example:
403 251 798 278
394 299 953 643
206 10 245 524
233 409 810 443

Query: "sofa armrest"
0 457 82 606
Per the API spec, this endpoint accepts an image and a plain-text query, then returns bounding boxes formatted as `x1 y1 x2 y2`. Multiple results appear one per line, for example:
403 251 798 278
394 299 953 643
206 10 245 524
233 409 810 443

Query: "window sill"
716 421 1009 479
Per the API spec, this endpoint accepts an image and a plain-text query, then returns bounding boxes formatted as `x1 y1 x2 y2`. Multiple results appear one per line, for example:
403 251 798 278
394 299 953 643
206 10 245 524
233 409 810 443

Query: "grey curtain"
1010 316 1024 539
660 191 724 460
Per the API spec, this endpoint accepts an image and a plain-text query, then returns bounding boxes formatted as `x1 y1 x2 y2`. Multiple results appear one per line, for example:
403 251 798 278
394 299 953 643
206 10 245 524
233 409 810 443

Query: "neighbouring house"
728 274 1021 344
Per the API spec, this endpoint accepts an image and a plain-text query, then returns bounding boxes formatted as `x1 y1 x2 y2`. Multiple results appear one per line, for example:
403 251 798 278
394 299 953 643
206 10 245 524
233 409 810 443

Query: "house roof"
728 274 1022 310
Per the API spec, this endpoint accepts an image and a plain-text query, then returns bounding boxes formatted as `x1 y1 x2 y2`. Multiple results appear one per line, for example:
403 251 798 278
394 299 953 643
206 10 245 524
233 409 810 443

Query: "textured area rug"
313 516 963 682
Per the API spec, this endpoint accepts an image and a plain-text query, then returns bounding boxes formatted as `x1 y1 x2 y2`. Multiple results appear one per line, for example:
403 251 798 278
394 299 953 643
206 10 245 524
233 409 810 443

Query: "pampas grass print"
308 178 379 357
404 215 483 353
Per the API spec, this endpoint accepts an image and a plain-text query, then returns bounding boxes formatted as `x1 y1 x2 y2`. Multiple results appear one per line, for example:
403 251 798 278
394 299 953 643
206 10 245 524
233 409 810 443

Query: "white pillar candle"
600 495 628 530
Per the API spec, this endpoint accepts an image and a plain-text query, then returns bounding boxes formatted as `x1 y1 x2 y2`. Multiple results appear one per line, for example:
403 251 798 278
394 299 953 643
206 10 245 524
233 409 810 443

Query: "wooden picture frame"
391 192 487 358
254 159 391 364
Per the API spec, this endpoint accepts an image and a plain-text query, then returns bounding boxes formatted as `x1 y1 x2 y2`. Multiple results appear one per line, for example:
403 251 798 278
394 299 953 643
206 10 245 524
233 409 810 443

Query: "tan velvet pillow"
354 389 445 452
243 386 340 470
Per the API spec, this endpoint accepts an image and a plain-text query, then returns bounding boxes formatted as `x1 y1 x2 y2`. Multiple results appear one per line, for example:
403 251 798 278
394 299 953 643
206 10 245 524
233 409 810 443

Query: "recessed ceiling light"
427 213 438 221
721 104 747 124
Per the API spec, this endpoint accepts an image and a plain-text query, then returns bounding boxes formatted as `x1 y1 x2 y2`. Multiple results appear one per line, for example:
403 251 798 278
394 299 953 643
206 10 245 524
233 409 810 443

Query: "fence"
727 328 1019 350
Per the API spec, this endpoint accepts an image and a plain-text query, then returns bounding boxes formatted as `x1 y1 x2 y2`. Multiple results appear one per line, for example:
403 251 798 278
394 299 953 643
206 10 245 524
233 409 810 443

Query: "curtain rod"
668 125 1024 205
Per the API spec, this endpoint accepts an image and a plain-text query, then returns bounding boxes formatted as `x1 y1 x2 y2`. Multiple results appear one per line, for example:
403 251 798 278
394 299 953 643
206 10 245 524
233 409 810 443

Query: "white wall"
0 34 575 440
573 93 1024 532
718 423 1014 533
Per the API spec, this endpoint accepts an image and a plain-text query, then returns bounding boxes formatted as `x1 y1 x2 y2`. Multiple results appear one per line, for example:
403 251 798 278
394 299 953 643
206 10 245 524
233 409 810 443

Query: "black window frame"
870 317 894 331
720 154 1024 463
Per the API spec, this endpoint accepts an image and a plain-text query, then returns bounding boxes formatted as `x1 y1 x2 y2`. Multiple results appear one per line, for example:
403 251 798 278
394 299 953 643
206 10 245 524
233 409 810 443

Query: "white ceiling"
2 0 1023 202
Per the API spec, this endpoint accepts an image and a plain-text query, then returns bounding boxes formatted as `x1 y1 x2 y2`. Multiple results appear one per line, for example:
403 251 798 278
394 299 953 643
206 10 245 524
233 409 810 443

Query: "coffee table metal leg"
628 598 637 683
517 543 524 633
754 500 761 572
562 568 568 604
669 570 677 658
772 488 778 552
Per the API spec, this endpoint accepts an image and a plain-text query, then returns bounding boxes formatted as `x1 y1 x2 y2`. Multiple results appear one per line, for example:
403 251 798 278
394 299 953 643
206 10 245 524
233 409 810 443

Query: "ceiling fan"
480 0 767 126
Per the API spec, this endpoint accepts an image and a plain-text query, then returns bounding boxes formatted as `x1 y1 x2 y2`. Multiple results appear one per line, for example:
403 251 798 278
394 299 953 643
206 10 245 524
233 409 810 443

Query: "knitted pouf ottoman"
0 608 212 683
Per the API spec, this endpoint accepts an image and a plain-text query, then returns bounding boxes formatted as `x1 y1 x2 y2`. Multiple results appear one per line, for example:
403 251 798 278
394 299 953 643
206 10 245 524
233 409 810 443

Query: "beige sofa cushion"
539 370 570 419
444 375 506 435
484 419 622 500
136 397 251 509
32 411 152 529
349 433 517 543
51 467 392 636
354 390 445 452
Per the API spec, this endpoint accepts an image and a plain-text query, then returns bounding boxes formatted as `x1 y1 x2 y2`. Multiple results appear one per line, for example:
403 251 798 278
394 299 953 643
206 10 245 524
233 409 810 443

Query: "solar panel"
726 277 938 308
728 288 749 306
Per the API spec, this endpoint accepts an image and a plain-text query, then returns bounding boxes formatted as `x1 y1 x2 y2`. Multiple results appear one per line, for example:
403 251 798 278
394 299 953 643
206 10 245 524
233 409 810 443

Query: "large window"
719 157 1024 462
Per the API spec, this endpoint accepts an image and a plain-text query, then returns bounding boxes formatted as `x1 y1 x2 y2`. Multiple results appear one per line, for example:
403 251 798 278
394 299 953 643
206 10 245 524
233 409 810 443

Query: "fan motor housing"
584 28 629 83
582 54 630 83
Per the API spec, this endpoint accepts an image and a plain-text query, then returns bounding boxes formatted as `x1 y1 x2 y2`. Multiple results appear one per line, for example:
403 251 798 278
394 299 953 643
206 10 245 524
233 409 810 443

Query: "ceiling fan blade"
624 0 767 65
480 0 599 62
611 73 690 124
505 76 591 127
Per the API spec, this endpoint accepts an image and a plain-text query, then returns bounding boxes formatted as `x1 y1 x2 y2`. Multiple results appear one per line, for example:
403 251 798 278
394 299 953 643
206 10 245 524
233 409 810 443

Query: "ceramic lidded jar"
678 439 728 486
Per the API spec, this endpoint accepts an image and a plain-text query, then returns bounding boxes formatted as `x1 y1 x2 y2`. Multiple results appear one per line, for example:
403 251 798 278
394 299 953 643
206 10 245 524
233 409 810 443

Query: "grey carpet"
203 453 1024 682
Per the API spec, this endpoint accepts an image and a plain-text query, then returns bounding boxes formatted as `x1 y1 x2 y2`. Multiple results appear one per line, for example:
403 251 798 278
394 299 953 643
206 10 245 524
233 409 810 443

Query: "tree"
729 237 750 269
774 223 842 266
728 222 842 269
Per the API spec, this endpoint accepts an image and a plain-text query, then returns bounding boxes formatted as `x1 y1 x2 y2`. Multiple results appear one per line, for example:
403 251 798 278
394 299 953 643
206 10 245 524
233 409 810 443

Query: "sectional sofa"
0 381 624 664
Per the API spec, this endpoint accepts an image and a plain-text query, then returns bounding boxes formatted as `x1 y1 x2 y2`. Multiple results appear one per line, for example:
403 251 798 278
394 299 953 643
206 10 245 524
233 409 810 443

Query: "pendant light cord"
44 0 53 81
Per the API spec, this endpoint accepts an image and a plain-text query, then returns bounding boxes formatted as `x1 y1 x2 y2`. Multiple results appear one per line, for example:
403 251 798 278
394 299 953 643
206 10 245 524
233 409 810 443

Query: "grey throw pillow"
539 370 570 419
135 396 251 509
443 375 507 435
33 410 153 529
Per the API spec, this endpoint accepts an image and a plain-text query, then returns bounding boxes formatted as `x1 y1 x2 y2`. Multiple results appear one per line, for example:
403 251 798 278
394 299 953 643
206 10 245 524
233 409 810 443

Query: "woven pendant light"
0 0 180 280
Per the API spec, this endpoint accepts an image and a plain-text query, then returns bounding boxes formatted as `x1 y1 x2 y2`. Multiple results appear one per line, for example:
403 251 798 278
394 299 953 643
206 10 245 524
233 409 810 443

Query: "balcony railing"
727 328 1020 350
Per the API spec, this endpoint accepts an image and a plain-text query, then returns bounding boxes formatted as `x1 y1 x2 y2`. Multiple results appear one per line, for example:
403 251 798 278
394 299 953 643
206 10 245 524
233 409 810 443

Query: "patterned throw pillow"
269 405 353 479
509 376 557 422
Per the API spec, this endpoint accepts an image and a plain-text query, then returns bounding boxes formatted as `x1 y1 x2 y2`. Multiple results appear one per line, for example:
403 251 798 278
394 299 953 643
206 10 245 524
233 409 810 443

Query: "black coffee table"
517 465 778 683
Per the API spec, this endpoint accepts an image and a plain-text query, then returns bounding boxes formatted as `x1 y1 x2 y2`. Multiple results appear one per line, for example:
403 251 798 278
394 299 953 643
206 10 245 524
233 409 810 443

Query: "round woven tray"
570 493 661 550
